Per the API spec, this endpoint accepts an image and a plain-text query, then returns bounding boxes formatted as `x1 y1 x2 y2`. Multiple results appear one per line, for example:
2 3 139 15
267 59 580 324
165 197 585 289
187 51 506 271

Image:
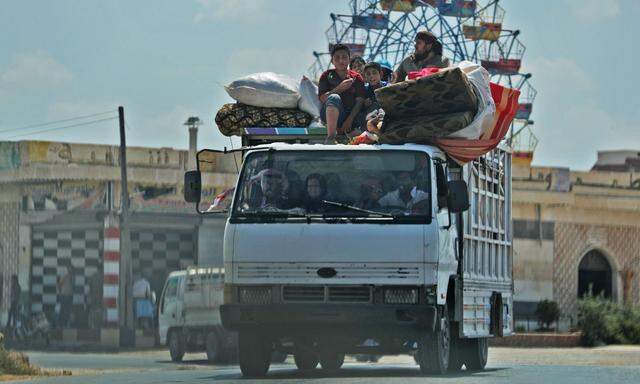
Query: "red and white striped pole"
103 214 120 327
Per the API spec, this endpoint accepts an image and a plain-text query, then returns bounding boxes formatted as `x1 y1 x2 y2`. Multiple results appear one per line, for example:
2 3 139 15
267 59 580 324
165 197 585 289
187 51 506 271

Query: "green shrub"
577 295 640 346
535 300 560 330
0 343 42 376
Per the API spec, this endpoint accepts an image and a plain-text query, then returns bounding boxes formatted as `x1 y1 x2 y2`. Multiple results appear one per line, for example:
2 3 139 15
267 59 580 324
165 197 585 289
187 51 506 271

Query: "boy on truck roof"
318 44 367 143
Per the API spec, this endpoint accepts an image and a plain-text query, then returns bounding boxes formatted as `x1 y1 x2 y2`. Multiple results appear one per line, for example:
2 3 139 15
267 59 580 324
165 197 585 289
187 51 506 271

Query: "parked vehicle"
158 267 236 363
185 139 513 377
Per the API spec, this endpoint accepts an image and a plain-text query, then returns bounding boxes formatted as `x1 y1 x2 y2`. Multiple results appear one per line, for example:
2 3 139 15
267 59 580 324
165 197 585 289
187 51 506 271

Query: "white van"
158 267 236 363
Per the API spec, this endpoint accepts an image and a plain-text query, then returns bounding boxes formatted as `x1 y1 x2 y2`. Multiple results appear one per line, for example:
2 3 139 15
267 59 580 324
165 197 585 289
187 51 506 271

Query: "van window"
165 277 179 299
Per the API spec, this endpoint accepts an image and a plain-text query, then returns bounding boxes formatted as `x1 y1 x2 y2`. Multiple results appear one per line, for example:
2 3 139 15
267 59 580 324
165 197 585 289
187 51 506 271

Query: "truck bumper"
220 304 437 335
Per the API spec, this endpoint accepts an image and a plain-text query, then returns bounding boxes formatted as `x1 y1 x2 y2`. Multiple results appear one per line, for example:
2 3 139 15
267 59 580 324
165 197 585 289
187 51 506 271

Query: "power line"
3 117 118 139
0 110 117 134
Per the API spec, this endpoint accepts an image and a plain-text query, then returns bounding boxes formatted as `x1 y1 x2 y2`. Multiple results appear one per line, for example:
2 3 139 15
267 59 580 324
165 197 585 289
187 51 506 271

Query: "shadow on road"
207 366 508 381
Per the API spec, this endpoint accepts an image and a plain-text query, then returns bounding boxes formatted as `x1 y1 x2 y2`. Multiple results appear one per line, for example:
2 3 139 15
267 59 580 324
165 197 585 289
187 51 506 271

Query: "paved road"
14 346 640 383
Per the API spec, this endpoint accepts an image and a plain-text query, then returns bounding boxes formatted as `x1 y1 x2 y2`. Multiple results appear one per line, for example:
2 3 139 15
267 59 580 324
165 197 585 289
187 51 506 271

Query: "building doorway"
578 250 612 298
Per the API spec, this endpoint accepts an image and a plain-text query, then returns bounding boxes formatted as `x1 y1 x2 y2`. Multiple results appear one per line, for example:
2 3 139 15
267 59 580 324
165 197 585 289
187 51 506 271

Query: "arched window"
578 250 612 298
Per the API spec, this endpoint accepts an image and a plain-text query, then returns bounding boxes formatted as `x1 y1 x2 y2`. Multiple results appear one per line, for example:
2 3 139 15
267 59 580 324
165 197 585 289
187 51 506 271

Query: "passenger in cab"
363 62 388 111
355 178 384 211
378 171 429 212
318 44 367 143
393 31 451 83
349 56 366 76
303 173 328 213
253 169 296 210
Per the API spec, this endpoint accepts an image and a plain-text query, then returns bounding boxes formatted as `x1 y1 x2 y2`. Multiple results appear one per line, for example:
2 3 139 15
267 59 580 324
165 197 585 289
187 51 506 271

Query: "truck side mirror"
447 180 469 213
184 171 202 203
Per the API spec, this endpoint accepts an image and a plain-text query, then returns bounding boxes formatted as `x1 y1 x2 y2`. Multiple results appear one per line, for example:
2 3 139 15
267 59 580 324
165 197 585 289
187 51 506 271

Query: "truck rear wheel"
463 337 488 371
238 332 271 377
294 348 319 371
168 330 185 362
417 307 450 375
206 331 221 363
319 351 345 370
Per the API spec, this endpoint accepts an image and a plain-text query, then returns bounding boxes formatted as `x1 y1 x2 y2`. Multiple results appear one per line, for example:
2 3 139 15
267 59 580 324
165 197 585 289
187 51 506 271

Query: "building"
512 151 640 328
0 126 237 345
2 135 639 340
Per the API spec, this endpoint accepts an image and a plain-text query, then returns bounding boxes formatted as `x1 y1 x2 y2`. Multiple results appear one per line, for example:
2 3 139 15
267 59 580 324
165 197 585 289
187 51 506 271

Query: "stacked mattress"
375 67 479 144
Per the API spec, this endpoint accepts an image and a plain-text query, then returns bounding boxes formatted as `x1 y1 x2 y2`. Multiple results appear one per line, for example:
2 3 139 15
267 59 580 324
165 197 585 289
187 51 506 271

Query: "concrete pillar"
188 127 198 170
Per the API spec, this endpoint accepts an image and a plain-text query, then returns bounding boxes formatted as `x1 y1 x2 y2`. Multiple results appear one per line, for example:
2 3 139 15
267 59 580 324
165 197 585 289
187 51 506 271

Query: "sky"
0 0 639 170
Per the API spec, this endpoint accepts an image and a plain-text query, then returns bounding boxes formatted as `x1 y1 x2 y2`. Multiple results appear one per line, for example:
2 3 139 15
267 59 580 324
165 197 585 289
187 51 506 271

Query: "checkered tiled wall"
131 230 195 297
30 229 103 317
554 223 640 316
0 202 20 314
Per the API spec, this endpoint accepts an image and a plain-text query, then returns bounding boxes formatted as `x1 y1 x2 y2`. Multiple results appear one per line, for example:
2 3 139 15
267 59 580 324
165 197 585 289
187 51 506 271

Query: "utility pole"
118 106 133 345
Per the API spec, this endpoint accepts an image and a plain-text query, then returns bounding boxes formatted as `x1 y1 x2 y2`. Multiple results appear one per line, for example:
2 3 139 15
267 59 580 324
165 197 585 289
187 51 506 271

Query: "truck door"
159 276 181 342
434 161 458 305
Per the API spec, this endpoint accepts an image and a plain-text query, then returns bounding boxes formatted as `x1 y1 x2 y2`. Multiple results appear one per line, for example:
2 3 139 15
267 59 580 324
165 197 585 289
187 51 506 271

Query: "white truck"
184 139 513 377
158 267 237 363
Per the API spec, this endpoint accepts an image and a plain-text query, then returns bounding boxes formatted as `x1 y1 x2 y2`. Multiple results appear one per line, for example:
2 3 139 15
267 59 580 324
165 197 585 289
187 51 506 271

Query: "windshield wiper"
321 200 394 218
238 210 305 218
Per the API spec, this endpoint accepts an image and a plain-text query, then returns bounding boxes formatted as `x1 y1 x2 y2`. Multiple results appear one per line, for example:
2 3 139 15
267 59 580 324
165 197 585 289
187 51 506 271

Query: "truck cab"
185 139 513 377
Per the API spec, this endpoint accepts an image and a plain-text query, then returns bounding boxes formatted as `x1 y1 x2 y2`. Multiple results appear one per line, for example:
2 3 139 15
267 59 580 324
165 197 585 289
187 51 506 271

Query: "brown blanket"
378 111 476 144
375 67 478 118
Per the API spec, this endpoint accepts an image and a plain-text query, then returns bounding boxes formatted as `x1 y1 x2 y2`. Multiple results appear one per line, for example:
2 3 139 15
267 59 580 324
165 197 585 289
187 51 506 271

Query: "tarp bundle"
436 82 520 164
372 61 519 164
216 72 320 136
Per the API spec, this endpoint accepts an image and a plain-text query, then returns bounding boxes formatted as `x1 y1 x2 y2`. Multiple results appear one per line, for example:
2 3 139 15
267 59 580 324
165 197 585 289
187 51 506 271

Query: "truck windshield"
232 150 431 221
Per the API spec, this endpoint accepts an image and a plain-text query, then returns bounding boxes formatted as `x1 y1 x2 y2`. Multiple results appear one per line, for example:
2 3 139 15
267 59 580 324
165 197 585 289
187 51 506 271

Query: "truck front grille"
328 286 371 302
281 286 371 303
282 286 324 302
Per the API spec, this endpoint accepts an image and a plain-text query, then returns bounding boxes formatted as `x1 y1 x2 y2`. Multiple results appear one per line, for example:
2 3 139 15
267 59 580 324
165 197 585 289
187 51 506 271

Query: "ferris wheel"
309 0 537 159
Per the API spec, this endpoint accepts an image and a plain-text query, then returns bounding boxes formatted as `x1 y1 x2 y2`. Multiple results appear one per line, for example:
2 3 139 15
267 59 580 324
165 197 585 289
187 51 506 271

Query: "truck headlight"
384 288 419 304
238 287 271 304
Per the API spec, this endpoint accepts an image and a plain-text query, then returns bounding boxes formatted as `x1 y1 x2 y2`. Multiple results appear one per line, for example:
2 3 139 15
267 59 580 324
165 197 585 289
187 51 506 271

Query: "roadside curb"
490 332 582 348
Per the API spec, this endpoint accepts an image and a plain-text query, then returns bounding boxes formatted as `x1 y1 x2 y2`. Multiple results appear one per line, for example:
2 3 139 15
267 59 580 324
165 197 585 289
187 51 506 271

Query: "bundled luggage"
217 72 319 137
215 103 313 137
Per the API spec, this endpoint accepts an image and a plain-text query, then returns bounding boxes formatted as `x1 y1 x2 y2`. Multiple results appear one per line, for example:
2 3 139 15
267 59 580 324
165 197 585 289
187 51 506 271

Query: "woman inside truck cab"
303 173 328 213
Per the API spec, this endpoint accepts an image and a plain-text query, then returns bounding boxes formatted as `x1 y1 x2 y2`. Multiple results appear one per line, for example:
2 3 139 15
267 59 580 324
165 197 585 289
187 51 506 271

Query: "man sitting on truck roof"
378 171 429 213
318 43 367 143
393 31 451 83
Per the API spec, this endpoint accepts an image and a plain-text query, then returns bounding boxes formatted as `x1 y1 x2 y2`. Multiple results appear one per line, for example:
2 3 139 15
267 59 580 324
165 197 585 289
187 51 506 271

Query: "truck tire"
463 337 488 371
168 330 185 362
294 348 319 371
417 307 450 375
319 351 345 370
447 321 464 372
206 331 221 363
238 332 271 377
271 351 288 363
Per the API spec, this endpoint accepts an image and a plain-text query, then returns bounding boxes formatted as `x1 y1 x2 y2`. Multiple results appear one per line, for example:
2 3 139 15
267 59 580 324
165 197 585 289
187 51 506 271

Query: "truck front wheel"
206 331 221 363
319 351 345 371
294 348 319 371
417 307 450 375
168 330 185 362
238 332 271 377
463 337 488 371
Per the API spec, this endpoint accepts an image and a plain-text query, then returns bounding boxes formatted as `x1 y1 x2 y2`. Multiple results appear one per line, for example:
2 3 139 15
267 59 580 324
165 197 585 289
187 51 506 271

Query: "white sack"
446 61 496 139
298 76 321 117
225 72 300 109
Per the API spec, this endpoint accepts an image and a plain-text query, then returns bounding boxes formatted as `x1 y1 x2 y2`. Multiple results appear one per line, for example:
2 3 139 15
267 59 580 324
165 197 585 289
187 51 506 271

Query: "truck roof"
245 142 446 158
